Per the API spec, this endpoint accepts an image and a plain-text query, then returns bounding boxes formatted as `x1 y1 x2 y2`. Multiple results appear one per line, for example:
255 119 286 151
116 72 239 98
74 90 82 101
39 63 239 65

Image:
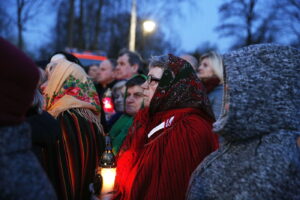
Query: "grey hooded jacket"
0 123 57 200
187 44 300 200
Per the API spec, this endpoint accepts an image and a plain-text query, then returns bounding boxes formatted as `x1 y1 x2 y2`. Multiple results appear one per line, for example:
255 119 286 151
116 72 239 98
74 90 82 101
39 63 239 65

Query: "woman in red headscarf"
113 55 219 200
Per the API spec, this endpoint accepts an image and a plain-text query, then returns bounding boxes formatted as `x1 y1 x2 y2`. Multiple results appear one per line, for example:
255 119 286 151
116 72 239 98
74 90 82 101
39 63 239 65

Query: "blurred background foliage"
0 0 299 61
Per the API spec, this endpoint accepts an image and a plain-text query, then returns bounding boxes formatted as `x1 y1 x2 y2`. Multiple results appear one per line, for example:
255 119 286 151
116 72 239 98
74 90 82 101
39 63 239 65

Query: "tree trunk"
246 0 256 45
17 0 24 49
78 0 85 49
91 0 103 50
67 0 75 48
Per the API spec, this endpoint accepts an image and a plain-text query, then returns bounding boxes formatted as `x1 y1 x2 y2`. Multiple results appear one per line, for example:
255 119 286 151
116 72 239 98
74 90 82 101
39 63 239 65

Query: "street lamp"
143 20 156 33
129 0 156 50
129 0 137 51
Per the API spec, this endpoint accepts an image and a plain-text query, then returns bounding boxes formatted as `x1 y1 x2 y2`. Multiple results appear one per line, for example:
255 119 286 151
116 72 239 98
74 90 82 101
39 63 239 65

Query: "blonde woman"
198 51 223 119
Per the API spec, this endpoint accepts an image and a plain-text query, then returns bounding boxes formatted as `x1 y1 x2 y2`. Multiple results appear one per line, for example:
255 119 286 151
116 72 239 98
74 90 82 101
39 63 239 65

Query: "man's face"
96 60 114 85
115 54 137 80
88 65 99 81
125 85 144 116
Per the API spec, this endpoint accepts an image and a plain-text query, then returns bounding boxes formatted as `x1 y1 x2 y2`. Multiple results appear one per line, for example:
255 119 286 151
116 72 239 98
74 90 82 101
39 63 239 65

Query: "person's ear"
131 64 138 73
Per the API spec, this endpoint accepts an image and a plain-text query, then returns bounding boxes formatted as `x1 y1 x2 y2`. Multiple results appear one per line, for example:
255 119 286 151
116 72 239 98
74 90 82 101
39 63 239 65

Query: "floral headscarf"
43 59 102 127
149 54 215 121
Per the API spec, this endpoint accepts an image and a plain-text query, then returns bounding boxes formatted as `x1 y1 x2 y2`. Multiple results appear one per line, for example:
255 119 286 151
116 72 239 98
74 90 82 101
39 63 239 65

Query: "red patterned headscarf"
149 54 214 121
43 59 103 131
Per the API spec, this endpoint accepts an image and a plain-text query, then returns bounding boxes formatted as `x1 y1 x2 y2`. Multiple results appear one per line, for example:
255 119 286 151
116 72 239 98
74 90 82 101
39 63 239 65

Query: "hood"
214 44 300 142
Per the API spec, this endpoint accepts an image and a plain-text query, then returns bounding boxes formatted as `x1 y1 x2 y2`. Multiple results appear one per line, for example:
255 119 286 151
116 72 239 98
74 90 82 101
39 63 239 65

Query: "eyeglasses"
146 75 161 84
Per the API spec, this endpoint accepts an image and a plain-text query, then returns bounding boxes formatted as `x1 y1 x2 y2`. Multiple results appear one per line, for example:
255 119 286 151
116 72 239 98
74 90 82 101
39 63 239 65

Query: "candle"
100 167 116 199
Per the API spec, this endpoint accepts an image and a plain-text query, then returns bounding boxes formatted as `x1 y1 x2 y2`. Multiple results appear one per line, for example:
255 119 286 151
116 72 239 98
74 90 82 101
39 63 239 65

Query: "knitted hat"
0 38 39 126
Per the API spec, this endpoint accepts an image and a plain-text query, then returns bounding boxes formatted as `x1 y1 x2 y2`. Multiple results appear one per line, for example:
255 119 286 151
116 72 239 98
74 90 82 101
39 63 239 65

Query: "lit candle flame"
100 168 116 196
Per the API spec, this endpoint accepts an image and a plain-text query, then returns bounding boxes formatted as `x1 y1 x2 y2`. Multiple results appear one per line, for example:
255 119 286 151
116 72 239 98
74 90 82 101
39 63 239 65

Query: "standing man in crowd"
95 59 118 131
115 49 145 80
96 59 117 98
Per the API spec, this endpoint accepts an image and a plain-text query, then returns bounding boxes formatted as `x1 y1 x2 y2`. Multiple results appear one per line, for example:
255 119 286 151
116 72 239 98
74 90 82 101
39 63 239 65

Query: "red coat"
113 107 218 200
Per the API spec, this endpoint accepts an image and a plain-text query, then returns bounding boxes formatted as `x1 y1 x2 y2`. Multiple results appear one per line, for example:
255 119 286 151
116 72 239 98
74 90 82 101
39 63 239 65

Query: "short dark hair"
108 58 117 69
126 74 147 88
85 64 98 74
118 49 146 74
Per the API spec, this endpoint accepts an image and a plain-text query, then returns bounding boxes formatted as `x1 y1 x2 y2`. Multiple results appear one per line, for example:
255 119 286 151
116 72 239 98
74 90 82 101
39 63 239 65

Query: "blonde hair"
200 51 224 83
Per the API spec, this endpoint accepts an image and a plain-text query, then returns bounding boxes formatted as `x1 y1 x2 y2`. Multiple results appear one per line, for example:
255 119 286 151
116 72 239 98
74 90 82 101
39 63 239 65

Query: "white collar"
147 116 175 138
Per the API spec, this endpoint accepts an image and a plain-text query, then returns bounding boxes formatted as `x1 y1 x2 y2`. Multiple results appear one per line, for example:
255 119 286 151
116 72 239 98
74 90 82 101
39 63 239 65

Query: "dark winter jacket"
187 44 300 200
0 123 57 200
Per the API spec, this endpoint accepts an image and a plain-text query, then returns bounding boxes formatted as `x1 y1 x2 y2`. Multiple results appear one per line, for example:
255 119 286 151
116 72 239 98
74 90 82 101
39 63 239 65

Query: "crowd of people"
0 36 299 200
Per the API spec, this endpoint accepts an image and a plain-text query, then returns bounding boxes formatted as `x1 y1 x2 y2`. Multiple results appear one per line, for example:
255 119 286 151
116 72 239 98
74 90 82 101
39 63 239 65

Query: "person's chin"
126 108 134 115
143 99 150 107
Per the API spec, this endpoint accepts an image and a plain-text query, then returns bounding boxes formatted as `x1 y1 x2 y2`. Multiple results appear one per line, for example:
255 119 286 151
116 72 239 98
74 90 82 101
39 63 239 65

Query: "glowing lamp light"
95 135 116 200
102 97 114 113
100 168 116 196
143 20 156 33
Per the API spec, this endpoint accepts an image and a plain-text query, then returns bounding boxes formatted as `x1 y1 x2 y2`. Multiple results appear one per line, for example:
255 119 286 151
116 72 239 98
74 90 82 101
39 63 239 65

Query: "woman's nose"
141 81 148 89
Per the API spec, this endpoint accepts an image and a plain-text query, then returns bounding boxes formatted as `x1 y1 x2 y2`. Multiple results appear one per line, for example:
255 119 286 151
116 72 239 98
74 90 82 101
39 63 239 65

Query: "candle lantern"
93 135 116 200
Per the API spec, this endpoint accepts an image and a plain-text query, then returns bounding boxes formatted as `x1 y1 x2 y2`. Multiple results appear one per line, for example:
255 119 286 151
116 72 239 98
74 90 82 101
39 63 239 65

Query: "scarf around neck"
202 77 221 94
